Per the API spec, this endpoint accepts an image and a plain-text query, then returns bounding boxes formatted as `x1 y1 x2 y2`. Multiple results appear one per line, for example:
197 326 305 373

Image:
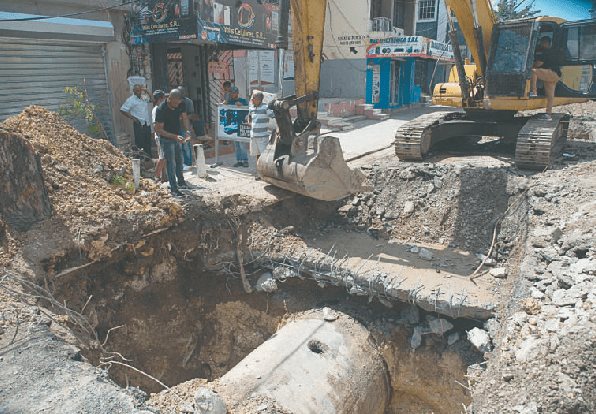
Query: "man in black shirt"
531 36 562 118
154 89 192 196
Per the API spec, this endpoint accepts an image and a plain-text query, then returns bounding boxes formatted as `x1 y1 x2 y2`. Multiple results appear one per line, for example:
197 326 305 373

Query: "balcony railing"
368 17 404 37
369 17 392 32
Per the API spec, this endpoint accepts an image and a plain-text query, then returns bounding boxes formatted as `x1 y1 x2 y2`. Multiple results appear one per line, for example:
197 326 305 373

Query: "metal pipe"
446 6 471 106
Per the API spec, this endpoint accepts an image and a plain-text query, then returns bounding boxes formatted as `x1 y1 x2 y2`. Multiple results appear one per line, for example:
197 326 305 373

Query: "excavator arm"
444 0 496 78
439 0 497 108
256 0 368 201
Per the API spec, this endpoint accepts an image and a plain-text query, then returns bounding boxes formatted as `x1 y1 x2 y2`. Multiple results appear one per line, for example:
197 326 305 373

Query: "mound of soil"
0 106 182 265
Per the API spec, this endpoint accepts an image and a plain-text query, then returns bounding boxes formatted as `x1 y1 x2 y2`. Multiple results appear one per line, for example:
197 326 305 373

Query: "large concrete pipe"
216 309 390 414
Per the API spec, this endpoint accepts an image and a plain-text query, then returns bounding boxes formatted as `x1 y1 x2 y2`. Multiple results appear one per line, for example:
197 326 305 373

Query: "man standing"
151 90 167 182
176 86 197 168
227 86 249 168
154 89 192 197
530 36 562 119
249 91 273 163
221 80 232 104
120 84 152 156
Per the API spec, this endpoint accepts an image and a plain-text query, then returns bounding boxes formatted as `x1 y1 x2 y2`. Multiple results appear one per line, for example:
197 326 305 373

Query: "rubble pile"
526 101 596 141
470 161 596 413
565 101 596 141
338 162 524 252
1 106 182 247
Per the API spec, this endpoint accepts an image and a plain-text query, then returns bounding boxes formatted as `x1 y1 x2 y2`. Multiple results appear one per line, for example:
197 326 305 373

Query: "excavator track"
394 111 458 160
515 114 571 169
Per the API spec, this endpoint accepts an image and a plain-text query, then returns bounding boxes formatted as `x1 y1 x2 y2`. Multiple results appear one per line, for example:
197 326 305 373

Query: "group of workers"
120 82 272 197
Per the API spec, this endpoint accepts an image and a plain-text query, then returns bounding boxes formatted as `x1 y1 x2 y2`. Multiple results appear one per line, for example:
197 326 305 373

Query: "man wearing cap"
154 89 192 197
226 86 249 168
120 84 152 156
151 90 167 182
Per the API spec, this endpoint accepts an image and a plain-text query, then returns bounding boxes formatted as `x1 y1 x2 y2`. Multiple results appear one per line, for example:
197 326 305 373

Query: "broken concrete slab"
253 229 498 320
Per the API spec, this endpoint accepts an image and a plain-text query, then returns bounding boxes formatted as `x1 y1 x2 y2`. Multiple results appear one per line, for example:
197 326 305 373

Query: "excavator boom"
256 0 369 201
444 0 496 79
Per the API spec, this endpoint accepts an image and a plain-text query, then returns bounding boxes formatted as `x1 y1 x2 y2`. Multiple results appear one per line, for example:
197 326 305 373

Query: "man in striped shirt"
248 91 273 161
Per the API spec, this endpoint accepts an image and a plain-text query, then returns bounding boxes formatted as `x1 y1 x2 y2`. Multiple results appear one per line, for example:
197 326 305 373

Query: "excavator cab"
255 0 368 201
485 18 596 101
557 19 596 96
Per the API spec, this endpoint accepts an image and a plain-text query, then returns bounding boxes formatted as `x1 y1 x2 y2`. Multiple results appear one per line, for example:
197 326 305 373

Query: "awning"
0 12 114 42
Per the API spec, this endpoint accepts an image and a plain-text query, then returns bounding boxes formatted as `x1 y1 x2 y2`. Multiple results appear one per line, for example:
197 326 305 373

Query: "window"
418 0 437 21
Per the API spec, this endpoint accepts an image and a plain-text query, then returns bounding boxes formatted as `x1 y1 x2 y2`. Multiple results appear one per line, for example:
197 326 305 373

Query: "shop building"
133 0 286 128
0 0 131 143
321 0 452 100
365 35 453 110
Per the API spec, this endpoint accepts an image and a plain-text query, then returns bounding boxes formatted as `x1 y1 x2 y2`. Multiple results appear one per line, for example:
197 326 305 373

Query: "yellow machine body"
396 0 595 168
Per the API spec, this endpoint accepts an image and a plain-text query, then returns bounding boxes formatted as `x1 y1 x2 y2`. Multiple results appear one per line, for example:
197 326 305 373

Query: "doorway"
151 43 211 125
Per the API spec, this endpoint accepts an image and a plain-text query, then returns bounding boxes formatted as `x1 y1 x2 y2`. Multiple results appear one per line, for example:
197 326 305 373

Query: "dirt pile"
0 106 182 265
337 162 525 252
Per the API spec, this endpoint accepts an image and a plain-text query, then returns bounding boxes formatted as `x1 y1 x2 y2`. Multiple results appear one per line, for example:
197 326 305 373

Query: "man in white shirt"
120 84 152 156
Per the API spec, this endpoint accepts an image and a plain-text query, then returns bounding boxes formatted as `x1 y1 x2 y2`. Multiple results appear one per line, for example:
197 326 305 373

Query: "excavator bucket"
257 132 369 201
256 96 369 201
256 1 368 201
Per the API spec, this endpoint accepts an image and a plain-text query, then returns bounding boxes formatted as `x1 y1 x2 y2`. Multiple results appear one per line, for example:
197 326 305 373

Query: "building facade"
320 0 451 100
132 0 285 131
0 0 287 147
0 0 132 143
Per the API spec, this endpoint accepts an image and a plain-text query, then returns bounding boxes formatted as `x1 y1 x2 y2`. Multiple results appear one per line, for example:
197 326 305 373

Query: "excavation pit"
57 160 530 412
1 108 542 413
49 251 483 414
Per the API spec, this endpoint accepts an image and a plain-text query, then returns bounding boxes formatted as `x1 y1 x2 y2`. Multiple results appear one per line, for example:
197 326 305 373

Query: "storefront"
0 12 116 138
134 0 284 127
365 36 454 110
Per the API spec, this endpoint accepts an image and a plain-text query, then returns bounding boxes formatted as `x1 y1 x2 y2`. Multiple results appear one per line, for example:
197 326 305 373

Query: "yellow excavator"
396 0 596 168
256 0 368 201
257 0 595 201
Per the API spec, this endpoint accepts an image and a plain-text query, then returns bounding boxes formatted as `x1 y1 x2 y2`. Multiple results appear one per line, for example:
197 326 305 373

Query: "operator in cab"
530 36 562 119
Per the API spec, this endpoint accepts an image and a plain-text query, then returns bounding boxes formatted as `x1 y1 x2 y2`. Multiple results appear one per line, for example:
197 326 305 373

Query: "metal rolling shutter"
0 38 113 139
